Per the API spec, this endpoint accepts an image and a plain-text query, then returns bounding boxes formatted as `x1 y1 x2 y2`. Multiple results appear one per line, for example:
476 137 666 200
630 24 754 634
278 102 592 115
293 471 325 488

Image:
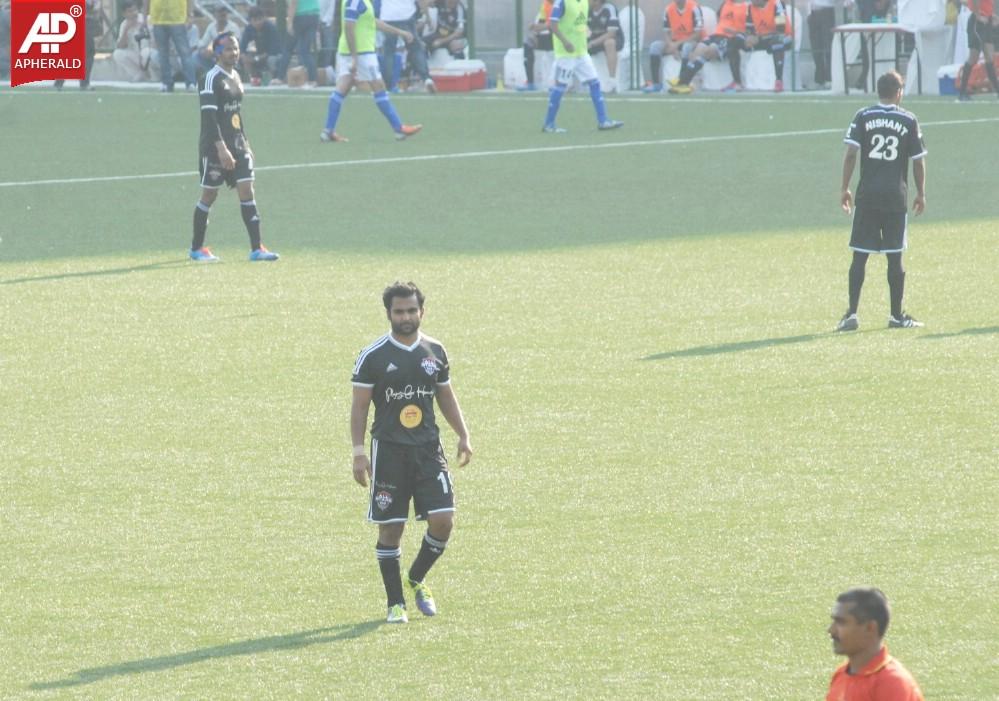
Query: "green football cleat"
408 578 437 616
386 604 408 623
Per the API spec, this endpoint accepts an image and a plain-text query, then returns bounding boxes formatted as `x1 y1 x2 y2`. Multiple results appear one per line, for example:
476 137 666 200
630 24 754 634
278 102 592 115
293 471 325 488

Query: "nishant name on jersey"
867 118 909 137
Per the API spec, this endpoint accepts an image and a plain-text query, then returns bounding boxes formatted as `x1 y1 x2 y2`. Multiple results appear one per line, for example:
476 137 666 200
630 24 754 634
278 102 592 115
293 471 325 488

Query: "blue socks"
544 83 567 127
374 91 403 132
325 90 346 132
587 79 608 124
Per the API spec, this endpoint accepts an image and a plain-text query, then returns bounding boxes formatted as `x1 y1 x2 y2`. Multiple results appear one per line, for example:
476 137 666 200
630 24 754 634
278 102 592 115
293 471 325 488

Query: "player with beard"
350 282 472 624
191 32 279 262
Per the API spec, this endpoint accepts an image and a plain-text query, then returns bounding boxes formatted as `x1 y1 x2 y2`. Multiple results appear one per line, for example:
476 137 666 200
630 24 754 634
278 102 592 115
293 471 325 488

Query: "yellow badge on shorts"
231 114 241 130
400 404 423 429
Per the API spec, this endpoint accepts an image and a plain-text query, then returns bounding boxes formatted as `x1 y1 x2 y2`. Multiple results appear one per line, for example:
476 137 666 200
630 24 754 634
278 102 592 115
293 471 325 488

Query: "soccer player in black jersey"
837 71 926 331
191 32 279 263
350 282 472 624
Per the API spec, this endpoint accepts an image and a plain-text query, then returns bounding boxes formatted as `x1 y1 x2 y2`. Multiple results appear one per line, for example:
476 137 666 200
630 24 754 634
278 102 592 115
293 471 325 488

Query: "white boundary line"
2 117 997 189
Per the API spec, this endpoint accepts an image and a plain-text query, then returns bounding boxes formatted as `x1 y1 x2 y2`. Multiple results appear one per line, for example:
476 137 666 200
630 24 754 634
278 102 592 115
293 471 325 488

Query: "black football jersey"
352 333 451 445
199 65 247 154
589 2 623 37
844 103 926 212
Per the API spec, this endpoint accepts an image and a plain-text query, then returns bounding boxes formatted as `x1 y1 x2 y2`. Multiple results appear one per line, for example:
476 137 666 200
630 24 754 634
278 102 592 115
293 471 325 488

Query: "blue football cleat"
249 246 279 261
598 119 624 130
189 247 219 262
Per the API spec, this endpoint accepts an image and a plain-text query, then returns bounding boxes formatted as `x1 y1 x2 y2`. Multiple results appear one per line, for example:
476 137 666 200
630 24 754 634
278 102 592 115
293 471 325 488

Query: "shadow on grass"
643 332 836 360
918 325 999 340
29 620 383 690
1 259 189 285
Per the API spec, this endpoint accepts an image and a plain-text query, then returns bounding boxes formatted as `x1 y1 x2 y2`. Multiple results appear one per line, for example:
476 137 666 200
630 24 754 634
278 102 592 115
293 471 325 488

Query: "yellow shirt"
149 0 187 26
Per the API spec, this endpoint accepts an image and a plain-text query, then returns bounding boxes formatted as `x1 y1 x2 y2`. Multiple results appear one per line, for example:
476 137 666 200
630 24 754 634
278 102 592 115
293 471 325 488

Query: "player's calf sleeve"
959 62 973 94
192 200 211 250
773 50 785 78
848 252 868 315
240 200 262 251
887 253 905 318
524 43 535 81
650 54 662 83
408 532 448 584
545 83 566 126
587 79 608 124
681 57 703 84
324 90 346 132
728 51 741 83
376 542 405 607
373 91 403 132
985 61 999 93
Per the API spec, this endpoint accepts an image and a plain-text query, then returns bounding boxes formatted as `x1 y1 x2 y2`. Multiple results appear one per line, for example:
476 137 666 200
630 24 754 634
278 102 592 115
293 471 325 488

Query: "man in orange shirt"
957 0 999 100
669 0 748 93
740 0 793 91
643 0 705 92
826 588 925 701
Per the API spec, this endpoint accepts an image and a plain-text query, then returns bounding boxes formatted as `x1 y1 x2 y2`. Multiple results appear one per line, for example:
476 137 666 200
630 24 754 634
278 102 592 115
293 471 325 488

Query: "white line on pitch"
2 116 997 189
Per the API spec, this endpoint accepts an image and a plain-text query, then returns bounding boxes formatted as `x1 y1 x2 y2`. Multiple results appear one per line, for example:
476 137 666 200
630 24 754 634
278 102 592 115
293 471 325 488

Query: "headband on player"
213 31 235 56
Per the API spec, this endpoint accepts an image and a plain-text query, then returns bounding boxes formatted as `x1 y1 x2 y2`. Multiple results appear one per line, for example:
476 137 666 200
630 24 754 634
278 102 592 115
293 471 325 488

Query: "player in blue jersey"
542 0 623 133
320 0 422 143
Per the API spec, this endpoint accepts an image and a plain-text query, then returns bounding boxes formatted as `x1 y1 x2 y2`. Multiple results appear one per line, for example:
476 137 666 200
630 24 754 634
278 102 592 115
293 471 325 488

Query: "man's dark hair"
837 587 891 637
382 281 425 310
122 0 137 9
248 6 264 20
213 31 235 55
877 70 903 99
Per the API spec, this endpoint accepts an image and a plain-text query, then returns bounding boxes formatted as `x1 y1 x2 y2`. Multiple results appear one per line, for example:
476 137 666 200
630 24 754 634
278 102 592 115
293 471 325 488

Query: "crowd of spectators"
6 0 467 90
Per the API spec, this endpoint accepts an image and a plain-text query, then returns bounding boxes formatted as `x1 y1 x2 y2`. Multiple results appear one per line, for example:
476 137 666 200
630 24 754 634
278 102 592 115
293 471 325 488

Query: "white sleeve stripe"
843 139 860 147
436 379 451 386
352 335 389 375
911 151 927 160
201 105 218 110
352 381 375 388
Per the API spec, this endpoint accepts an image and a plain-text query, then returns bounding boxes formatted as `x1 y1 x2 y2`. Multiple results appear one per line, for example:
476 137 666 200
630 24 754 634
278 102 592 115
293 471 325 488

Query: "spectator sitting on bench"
113 1 154 81
240 7 282 85
644 0 705 92
197 6 242 75
587 0 624 92
669 0 748 93
423 0 467 59
737 0 793 92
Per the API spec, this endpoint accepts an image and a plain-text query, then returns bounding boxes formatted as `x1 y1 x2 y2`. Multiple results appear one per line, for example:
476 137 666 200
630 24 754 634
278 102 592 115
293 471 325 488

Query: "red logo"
11 0 87 87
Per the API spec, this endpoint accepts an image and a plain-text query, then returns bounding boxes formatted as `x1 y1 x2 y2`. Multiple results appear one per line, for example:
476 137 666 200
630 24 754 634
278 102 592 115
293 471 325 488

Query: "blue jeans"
380 18 430 88
277 13 319 81
153 23 195 89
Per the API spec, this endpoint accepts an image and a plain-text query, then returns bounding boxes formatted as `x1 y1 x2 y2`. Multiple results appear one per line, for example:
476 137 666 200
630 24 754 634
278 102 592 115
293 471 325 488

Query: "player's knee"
886 254 905 277
378 522 405 546
427 513 453 539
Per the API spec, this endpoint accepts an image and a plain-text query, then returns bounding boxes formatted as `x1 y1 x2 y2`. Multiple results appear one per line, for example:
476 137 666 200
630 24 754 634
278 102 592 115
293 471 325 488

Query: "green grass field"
1 86 998 700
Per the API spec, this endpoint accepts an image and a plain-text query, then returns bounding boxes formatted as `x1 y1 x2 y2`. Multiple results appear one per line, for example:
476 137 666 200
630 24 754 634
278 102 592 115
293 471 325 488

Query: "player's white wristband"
352 445 366 457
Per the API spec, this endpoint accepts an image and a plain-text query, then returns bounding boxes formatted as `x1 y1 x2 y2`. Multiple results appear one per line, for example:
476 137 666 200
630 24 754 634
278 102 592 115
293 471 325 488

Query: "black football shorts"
368 438 454 523
850 207 907 253
199 149 254 189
